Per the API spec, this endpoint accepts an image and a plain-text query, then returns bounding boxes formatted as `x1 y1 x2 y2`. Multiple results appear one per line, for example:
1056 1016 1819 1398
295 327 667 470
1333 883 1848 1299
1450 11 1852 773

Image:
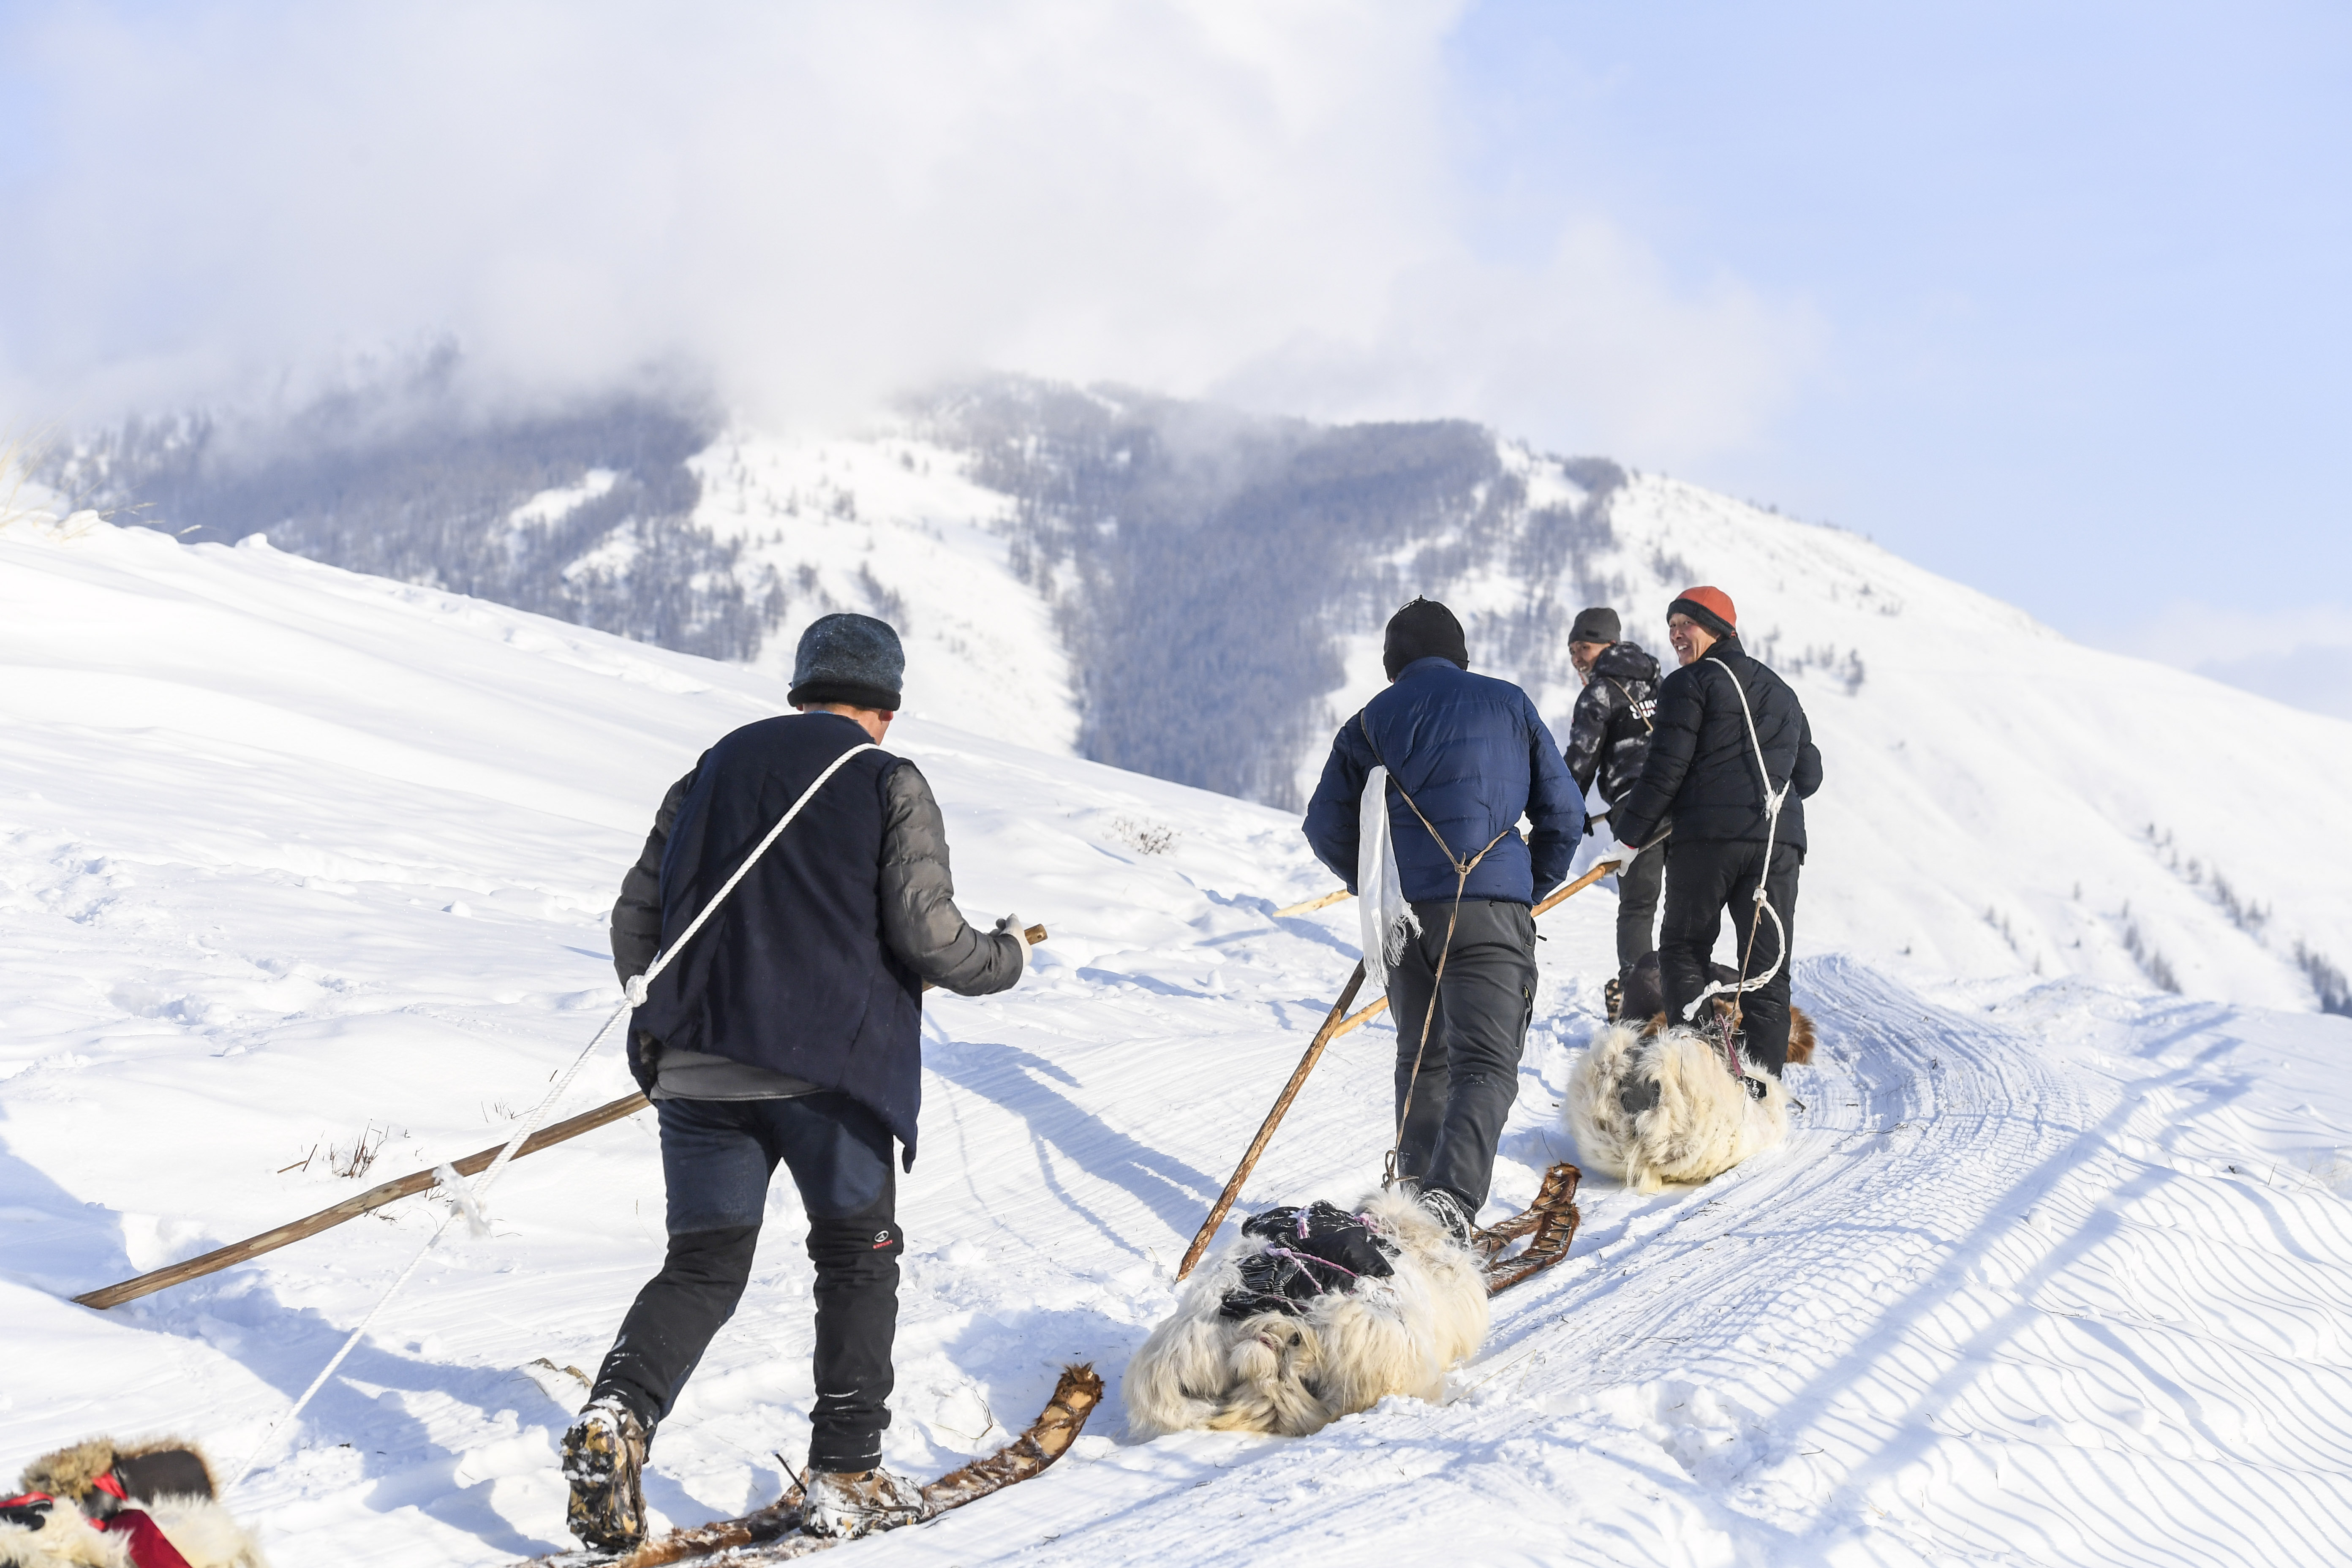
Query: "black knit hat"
1383 597 1469 679
788 612 904 711
1568 607 1621 645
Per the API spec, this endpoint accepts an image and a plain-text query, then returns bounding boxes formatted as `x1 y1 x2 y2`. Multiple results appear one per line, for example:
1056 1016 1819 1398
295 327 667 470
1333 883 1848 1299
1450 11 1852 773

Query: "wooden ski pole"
1269 848 1627 925
1175 855 1628 1280
76 925 1051 1311
1176 962 1365 1280
1271 887 1354 918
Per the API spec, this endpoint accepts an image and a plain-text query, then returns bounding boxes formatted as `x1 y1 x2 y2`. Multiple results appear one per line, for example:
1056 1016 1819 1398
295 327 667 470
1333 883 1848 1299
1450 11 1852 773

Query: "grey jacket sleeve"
610 765 699 984
880 762 1025 996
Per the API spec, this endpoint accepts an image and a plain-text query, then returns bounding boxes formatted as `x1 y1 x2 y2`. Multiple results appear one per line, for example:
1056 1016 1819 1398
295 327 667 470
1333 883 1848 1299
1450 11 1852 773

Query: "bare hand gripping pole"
1175 854 1624 1280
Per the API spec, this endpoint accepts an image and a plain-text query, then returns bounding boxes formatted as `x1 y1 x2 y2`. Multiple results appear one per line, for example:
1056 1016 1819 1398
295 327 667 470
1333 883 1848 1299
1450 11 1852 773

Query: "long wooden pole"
1172 855 1626 1280
75 1092 651 1309
77 925 1052 1311
1176 962 1365 1279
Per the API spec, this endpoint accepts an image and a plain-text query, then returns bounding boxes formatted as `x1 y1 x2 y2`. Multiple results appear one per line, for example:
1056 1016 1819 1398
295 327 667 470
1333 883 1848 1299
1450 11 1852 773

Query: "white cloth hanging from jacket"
1358 765 1420 994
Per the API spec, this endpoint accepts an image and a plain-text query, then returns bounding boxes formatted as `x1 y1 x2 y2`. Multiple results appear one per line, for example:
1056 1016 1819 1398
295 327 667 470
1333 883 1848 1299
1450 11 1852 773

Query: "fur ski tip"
1567 1024 1791 1192
918 1364 1100 1517
1125 1190 1489 1441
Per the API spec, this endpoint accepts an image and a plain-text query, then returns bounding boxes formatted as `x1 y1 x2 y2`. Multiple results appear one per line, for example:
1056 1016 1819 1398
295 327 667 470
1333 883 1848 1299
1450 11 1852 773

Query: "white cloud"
0 0 1814 461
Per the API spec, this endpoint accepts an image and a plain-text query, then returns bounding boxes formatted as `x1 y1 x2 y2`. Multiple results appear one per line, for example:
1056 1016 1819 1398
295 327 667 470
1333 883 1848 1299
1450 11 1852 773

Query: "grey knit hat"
1568 606 1621 645
788 613 904 711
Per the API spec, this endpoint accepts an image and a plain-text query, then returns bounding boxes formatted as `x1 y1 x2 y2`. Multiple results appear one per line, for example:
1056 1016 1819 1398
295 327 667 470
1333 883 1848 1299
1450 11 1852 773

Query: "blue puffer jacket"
1303 657 1584 906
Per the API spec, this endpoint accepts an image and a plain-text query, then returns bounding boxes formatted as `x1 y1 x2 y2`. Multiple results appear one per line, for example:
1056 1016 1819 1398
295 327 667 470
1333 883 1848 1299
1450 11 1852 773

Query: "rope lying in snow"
223 742 881 1496
1678 657 1789 1070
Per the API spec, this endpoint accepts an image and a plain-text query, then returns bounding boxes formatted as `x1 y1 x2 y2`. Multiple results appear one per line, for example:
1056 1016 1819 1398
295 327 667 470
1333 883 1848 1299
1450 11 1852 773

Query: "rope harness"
1362 720 1514 1190
223 741 882 1496
1675 656 1788 1081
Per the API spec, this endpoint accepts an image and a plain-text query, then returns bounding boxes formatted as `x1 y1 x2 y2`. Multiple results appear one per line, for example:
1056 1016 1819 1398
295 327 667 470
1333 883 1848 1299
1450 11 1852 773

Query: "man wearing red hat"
1607 588 1822 1074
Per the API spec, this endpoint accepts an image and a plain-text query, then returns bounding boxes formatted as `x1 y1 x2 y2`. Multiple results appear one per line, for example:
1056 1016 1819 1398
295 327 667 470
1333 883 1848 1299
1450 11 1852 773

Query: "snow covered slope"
3 514 2351 1567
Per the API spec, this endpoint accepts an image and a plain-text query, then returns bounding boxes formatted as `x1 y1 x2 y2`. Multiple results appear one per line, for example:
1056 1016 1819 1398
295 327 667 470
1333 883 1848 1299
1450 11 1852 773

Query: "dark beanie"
1666 586 1737 642
1383 597 1469 680
788 612 904 711
1568 606 1621 645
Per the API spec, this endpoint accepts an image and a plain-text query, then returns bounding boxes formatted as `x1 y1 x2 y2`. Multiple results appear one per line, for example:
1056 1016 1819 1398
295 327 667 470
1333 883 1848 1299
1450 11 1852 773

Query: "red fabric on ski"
93 1510 196 1568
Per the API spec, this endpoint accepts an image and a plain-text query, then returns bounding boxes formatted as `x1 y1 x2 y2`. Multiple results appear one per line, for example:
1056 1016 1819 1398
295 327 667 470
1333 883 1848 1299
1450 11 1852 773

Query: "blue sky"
1437 1 2352 700
1 2 2346 711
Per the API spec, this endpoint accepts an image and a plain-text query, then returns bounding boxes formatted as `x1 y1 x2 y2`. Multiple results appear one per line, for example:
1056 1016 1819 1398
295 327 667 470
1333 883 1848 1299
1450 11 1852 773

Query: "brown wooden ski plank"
1477 1162 1581 1295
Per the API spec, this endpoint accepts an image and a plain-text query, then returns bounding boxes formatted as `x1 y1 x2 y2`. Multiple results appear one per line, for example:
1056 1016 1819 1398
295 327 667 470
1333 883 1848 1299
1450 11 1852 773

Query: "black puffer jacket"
1563 640 1661 810
1610 636 1823 851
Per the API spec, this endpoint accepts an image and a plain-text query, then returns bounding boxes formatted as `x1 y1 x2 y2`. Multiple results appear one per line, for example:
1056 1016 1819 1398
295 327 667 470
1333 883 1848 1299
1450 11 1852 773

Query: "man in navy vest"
564 614 1028 1549
1301 599 1583 1241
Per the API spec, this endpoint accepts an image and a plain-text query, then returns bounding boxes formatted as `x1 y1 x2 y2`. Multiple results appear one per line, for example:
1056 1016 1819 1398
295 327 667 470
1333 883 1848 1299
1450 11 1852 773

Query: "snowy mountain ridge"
36 384 2352 1016
672 406 2352 1019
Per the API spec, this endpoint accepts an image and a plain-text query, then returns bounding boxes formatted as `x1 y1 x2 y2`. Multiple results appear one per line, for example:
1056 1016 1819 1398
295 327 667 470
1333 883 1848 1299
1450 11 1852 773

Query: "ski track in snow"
3 519 2350 1566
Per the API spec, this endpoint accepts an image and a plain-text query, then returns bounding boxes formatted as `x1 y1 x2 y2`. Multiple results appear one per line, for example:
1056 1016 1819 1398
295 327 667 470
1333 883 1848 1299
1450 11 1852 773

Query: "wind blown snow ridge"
3 509 2350 1565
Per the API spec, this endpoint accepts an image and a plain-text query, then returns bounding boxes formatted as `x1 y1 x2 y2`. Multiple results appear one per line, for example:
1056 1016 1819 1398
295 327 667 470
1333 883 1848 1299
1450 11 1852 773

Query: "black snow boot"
563 1397 650 1551
1416 1185 1478 1248
800 1467 926 1539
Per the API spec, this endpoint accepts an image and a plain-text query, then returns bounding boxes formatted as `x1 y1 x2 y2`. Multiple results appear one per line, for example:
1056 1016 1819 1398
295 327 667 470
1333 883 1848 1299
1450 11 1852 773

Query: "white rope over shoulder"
225 741 881 1494
1680 658 1791 1026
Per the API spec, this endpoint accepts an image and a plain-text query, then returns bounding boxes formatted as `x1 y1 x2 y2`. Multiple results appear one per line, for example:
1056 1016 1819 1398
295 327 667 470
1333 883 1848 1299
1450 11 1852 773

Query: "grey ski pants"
1383 898 1538 1211
1611 842 1665 972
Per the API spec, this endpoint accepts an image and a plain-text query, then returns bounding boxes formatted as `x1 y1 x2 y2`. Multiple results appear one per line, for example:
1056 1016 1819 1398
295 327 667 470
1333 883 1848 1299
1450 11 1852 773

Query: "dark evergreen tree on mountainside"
918 379 1622 804
46 389 770 662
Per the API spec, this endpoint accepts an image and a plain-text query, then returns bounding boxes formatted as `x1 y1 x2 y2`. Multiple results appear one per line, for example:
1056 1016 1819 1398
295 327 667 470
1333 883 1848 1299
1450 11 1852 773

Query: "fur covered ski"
520 1366 1101 1568
1474 1161 1582 1294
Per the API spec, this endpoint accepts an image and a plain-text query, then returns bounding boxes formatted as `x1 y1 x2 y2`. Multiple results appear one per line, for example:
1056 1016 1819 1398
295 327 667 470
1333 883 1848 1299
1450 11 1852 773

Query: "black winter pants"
1611 843 1665 972
1383 898 1538 1212
590 1091 902 1473
1658 838 1803 1075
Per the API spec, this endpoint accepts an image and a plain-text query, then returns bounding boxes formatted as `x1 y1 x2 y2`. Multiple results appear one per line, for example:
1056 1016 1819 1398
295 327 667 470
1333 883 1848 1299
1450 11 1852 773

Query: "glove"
1583 809 1609 838
994 913 1030 976
1600 839 1642 868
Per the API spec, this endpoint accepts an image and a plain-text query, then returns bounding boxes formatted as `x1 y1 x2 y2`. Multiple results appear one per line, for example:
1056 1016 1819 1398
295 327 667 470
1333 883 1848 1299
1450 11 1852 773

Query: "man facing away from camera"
1302 598 1583 1241
563 612 1030 1549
